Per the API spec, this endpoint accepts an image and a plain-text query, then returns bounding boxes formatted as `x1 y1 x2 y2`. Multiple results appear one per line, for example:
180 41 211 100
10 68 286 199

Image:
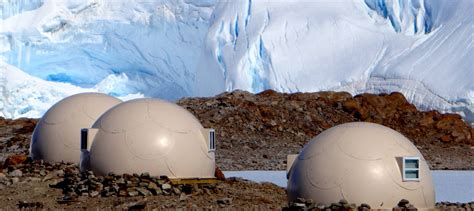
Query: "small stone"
128 191 139 197
147 182 158 190
116 178 125 184
11 177 20 184
339 199 348 205
172 187 181 195
77 185 88 193
136 187 152 196
3 155 27 167
89 191 99 197
27 177 41 182
295 197 306 203
128 201 147 210
118 190 127 197
103 190 116 197
140 172 150 178
42 174 53 182
179 193 187 201
214 166 225 180
291 202 306 208
151 188 162 195
161 183 171 190
9 169 22 177
360 203 371 208
217 197 233 205
398 199 410 208
39 170 46 176
53 170 64 177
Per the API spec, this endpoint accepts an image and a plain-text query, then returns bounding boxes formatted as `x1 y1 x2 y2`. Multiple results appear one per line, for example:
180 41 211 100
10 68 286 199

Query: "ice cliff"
0 0 473 124
197 0 473 124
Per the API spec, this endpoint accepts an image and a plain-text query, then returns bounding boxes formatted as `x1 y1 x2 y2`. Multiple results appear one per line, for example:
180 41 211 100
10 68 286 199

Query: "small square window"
403 157 420 181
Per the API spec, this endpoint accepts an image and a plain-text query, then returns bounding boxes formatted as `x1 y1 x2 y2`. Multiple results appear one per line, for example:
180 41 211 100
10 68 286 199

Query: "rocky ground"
0 161 285 209
178 90 473 170
0 90 473 209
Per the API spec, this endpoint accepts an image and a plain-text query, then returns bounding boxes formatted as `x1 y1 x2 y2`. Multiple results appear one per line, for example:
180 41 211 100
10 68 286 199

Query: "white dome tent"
80 98 216 179
30 93 122 163
286 122 435 209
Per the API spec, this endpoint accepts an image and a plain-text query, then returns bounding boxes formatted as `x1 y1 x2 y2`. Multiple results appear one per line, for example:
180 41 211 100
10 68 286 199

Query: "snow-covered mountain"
0 0 473 124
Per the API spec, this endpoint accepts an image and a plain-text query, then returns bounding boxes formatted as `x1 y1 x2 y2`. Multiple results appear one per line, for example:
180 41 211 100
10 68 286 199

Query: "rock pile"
436 202 474 210
285 198 376 211
284 199 473 211
1 156 72 190
50 169 219 201
178 90 473 170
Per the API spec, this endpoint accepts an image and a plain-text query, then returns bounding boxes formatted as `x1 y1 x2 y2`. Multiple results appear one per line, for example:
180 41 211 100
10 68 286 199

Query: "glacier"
0 0 215 101
197 0 473 124
0 0 473 125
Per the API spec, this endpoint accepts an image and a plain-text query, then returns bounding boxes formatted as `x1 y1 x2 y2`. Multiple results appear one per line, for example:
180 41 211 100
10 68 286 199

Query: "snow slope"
0 0 473 124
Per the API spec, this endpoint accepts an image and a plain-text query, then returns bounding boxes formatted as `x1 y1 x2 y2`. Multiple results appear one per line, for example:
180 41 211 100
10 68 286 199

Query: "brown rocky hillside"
177 90 473 170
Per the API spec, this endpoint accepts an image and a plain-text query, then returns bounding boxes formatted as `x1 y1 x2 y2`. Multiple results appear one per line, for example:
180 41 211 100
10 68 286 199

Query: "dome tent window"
209 129 216 151
403 157 420 181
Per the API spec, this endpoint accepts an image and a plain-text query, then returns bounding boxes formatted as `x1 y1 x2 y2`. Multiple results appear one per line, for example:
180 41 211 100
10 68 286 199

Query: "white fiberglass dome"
85 98 215 178
30 93 122 163
287 122 435 209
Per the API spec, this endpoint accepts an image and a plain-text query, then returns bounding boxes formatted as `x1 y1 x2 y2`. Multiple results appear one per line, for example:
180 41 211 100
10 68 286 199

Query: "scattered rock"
17 201 43 209
9 169 22 177
53 170 64 177
217 197 233 206
161 183 171 191
11 177 19 184
89 191 99 197
127 190 139 197
136 187 152 196
2 154 28 169
215 166 225 180
179 192 187 201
